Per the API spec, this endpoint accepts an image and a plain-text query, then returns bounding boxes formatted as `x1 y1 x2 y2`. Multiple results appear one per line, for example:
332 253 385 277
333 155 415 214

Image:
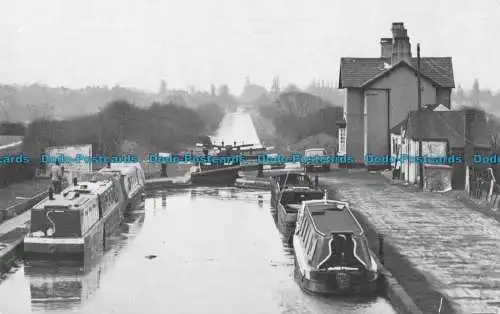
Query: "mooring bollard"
161 163 167 177
257 164 263 178
315 175 319 188
378 234 384 264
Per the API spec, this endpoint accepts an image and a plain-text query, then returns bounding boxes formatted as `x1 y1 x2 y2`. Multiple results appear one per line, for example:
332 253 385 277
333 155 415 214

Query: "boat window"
308 238 317 261
306 230 316 253
305 232 312 253
297 214 305 235
302 221 310 240
305 225 313 248
354 236 371 266
280 175 312 188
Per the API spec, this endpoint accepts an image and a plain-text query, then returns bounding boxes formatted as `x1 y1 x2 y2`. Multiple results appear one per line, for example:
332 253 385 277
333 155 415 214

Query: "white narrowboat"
24 173 125 259
293 199 379 295
99 162 146 211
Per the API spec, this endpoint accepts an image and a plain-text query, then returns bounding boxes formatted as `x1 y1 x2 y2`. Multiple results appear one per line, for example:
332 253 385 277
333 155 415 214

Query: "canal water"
0 188 395 314
0 111 396 313
211 109 262 146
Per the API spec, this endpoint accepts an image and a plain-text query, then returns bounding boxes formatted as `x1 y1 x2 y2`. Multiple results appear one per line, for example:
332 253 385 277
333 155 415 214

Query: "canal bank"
320 169 500 314
1 111 398 314
0 187 397 314
0 181 50 273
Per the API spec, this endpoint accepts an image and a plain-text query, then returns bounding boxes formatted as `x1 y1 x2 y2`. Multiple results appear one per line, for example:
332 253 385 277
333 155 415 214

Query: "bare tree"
26 103 54 121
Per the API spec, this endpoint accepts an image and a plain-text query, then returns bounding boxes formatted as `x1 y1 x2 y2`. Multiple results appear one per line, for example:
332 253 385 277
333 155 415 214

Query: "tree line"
257 91 343 146
0 100 224 185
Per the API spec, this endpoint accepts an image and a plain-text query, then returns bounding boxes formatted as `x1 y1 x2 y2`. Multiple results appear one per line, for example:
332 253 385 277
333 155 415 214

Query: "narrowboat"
293 199 378 295
270 170 316 208
24 173 125 259
98 162 146 211
25 211 145 307
272 171 325 245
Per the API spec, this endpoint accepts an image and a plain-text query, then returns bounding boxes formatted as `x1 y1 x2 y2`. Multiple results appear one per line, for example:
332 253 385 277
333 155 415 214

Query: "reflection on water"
211 112 261 146
20 212 144 313
25 259 101 311
0 188 395 314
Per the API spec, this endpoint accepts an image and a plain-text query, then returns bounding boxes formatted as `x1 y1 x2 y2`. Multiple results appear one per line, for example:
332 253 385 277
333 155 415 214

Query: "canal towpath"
0 179 51 271
321 169 500 314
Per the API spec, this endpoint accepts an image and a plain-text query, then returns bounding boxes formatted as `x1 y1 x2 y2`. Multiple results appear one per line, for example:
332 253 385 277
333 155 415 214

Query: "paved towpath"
0 179 51 255
321 171 500 314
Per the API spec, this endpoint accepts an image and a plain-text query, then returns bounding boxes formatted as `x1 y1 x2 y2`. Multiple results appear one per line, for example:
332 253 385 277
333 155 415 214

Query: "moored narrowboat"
293 199 378 295
24 174 125 259
269 170 316 209
98 162 146 211
270 171 325 245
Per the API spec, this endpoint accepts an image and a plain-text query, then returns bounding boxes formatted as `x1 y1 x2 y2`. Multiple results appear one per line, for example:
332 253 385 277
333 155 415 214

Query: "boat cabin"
272 171 314 189
295 200 376 272
29 177 121 239
98 163 145 202
270 171 320 208
29 190 100 239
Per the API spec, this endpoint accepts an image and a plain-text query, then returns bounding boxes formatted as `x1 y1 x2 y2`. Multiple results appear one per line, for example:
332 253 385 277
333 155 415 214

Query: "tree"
283 84 300 93
455 85 465 107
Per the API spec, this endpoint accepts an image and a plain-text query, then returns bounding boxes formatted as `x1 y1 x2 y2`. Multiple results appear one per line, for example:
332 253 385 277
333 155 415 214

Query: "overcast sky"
0 0 498 94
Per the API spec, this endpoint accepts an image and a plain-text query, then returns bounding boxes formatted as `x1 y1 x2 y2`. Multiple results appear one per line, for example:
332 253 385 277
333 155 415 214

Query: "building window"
338 128 346 155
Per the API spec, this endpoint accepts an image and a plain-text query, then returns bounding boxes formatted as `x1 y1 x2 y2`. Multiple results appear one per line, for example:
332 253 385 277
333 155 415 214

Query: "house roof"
402 110 490 148
338 57 454 89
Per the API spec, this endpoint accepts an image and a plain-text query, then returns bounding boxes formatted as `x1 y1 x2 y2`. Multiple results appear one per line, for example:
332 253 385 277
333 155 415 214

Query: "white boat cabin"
99 163 145 201
28 176 122 239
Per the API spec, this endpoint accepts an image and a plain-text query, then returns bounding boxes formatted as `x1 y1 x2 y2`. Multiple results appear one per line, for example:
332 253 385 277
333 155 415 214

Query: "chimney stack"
391 22 412 64
380 38 393 58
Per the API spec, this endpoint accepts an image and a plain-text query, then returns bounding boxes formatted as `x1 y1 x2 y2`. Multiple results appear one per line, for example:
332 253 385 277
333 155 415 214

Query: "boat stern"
294 262 377 295
23 236 85 259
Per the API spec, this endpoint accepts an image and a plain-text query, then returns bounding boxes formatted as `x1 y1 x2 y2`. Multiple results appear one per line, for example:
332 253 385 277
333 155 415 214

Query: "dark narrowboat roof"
270 170 306 177
306 203 363 236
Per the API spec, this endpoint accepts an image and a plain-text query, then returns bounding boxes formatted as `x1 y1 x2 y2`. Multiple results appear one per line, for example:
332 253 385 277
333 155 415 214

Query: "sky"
0 0 499 94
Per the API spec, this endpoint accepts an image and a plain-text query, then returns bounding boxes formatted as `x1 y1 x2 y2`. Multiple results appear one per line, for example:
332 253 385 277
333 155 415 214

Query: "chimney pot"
380 38 393 58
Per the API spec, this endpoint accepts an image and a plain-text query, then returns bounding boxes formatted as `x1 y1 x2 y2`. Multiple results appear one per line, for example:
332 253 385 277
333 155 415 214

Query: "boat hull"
125 186 145 211
24 224 103 260
277 204 297 245
191 166 241 186
293 259 376 296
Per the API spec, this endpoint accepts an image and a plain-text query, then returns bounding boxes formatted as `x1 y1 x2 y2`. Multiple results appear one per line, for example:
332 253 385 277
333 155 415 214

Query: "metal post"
161 163 167 177
417 43 424 191
315 175 319 188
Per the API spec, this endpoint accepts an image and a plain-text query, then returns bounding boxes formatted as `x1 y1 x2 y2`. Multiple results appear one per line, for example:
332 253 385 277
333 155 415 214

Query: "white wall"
401 139 447 184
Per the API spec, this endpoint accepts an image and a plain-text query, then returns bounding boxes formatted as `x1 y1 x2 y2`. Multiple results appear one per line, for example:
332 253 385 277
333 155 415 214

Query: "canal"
0 111 397 313
0 188 395 314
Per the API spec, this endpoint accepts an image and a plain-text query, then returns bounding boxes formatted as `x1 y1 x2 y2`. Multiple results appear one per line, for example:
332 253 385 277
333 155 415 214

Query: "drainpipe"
387 90 391 170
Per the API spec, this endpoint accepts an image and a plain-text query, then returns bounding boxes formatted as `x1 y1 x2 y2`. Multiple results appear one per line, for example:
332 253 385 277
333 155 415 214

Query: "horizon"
1 0 499 94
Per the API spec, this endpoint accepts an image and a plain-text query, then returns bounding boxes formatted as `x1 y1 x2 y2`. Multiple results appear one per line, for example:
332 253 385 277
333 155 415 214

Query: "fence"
468 167 499 207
